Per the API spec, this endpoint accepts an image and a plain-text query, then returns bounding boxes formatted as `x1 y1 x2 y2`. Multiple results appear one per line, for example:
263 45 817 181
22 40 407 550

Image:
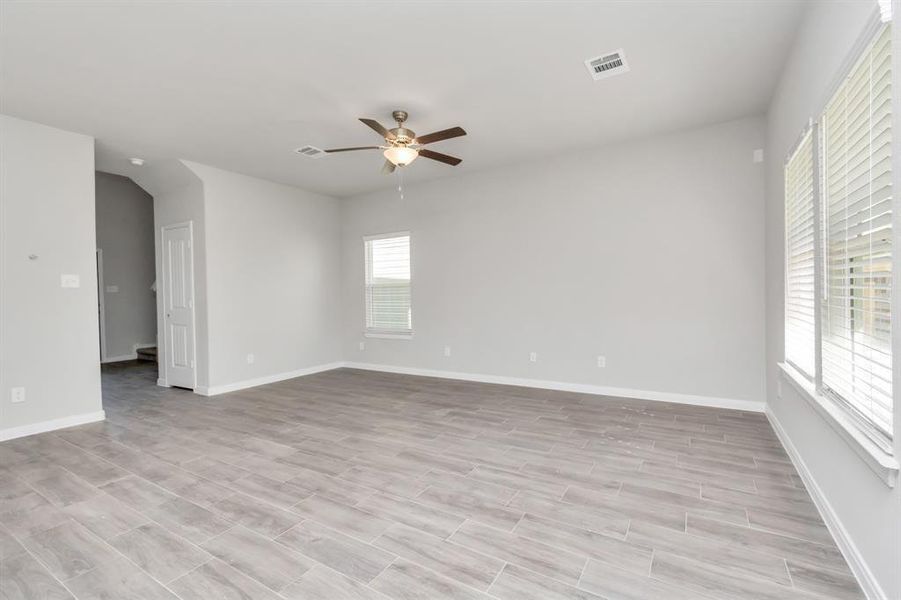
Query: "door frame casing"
159 220 197 390
96 249 107 361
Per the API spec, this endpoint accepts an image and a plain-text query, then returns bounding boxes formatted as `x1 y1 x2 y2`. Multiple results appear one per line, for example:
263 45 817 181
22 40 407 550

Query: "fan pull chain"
398 167 405 200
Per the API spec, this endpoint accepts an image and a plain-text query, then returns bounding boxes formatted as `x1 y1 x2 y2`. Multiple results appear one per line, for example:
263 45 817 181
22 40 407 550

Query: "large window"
784 23 893 448
785 129 816 378
364 233 412 335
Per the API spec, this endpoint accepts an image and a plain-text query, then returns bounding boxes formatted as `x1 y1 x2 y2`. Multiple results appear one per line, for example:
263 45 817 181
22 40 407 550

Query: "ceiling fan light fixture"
384 146 418 166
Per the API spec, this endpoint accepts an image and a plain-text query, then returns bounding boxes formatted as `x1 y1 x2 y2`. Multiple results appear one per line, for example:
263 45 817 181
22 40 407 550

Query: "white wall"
0 115 103 438
185 162 343 392
341 116 766 407
95 171 156 360
764 2 900 598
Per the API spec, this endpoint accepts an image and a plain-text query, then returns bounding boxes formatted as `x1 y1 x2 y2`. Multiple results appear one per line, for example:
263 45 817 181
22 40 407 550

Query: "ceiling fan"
324 110 466 174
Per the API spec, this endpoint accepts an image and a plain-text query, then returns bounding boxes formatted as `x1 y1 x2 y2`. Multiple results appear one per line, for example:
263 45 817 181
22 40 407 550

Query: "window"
783 22 893 450
364 233 412 335
821 24 893 442
785 129 816 378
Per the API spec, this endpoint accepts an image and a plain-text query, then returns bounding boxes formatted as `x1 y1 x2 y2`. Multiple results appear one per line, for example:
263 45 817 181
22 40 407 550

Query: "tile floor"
0 361 863 599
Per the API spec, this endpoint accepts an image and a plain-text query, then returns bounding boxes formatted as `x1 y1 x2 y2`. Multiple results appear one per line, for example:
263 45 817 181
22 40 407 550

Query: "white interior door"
161 222 196 389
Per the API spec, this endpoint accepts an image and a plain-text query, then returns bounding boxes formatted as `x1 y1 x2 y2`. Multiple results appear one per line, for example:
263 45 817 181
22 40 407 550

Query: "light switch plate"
61 274 80 288
529 352 537 363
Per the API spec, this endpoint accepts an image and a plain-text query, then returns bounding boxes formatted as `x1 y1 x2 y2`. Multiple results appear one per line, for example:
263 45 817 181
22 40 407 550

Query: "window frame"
363 231 413 339
780 11 898 486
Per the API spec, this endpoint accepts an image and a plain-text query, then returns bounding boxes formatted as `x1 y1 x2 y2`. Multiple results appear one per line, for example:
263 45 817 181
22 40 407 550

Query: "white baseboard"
101 353 136 363
765 406 885 600
195 362 345 396
0 410 106 442
342 362 764 412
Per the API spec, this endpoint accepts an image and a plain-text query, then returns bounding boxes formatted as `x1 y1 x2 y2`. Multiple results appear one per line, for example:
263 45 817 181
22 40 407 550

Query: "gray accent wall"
95 171 156 360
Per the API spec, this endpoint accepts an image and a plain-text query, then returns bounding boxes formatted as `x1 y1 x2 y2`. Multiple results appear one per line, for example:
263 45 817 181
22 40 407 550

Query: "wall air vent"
294 145 327 159
585 49 630 81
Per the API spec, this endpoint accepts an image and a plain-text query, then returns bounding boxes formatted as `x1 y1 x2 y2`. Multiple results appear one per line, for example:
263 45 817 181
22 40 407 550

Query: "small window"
364 233 412 336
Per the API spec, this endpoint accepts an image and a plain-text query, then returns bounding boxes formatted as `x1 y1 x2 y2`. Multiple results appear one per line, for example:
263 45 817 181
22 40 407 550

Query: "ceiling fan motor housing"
389 127 416 144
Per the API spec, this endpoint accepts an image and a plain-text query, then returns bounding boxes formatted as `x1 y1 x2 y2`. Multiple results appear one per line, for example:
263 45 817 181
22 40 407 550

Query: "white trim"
195 362 345 396
779 363 898 487
364 331 413 339
343 362 764 412
96 249 107 361
0 410 106 442
101 353 137 363
765 406 887 600
156 378 170 388
363 230 411 242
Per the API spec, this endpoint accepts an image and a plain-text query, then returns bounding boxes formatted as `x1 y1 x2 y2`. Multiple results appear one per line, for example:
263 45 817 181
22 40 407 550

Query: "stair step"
136 347 157 362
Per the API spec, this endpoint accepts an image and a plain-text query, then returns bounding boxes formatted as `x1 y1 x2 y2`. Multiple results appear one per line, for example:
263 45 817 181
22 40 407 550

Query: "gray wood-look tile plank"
373 523 504 590
579 557 715 600
211 492 303 538
489 563 605 600
515 513 652 574
291 494 393 542
65 555 181 599
449 520 586 585
168 558 283 600
109 522 210 583
21 521 119 581
280 563 391 600
201 525 315 592
369 559 494 600
786 561 866 600
143 496 232 544
0 551 75 600
356 492 466 539
62 494 149 540
650 550 819 600
275 520 395 583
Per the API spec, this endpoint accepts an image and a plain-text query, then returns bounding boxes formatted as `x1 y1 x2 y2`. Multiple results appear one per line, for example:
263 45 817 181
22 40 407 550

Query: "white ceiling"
1 1 807 198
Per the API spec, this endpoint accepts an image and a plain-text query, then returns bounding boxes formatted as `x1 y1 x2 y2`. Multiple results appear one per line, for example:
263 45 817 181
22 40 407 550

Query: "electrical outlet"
444 346 451 357
105 285 119 293
359 341 365 351
597 355 606 368
10 387 25 403
60 274 80 288
529 352 537 363
246 353 255 365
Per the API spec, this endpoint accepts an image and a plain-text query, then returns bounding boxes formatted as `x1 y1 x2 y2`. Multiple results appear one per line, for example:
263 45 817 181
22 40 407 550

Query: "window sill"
364 331 413 340
778 362 898 488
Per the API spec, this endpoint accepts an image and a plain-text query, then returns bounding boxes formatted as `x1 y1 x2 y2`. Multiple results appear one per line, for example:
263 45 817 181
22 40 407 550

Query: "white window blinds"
365 233 412 333
785 129 816 378
821 24 893 440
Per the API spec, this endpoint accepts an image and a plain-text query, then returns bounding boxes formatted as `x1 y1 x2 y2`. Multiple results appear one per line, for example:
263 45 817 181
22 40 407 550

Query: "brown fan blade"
419 148 462 166
414 126 466 145
381 160 396 175
323 146 382 153
359 118 395 140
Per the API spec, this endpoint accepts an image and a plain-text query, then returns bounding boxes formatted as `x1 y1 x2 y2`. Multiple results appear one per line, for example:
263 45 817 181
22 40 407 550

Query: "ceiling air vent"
294 145 327 159
585 49 629 81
